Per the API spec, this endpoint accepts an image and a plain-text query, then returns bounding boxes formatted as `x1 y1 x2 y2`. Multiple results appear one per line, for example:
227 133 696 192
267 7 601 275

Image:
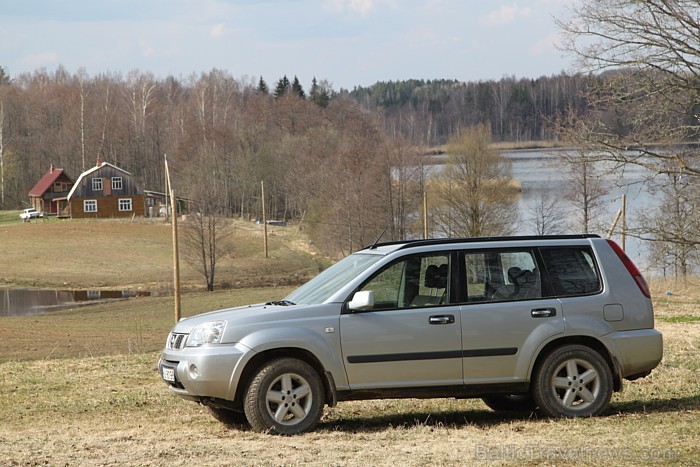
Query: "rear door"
339 252 463 389
459 248 564 382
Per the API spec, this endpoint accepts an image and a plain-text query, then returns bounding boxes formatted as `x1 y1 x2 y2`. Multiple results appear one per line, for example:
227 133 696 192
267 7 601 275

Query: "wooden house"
67 159 145 218
27 164 74 216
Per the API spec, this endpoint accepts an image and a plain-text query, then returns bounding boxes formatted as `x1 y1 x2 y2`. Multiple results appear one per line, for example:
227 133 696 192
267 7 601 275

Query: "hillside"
0 212 327 291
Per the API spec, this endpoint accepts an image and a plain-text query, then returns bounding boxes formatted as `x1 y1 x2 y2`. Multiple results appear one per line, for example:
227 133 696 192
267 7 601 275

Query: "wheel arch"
234 347 337 408
531 336 622 392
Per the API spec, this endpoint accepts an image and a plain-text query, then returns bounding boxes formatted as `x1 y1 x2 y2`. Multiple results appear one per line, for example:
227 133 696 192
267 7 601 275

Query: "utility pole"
171 188 181 322
423 190 428 239
261 181 268 258
164 154 170 222
621 194 627 251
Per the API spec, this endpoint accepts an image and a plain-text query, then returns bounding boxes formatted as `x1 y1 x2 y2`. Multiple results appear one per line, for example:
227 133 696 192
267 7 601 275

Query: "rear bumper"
602 329 663 379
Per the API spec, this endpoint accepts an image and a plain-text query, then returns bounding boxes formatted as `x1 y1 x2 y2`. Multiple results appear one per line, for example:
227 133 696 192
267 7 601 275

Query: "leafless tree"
636 173 699 281
527 192 568 235
433 124 519 237
556 0 700 180
180 148 233 291
561 149 608 234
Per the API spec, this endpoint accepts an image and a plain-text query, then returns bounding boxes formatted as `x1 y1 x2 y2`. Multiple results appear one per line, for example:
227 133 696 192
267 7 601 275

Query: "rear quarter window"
540 247 601 297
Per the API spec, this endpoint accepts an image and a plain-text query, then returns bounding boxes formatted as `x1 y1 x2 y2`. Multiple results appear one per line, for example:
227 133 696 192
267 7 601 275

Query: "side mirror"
348 290 374 311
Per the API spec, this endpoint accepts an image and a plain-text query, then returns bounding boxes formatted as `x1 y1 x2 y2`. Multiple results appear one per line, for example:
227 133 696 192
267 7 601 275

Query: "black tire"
206 406 249 427
244 358 325 435
533 345 613 418
482 394 537 413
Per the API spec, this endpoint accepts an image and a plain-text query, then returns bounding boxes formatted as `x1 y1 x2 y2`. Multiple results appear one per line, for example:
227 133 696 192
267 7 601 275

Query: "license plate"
162 367 176 382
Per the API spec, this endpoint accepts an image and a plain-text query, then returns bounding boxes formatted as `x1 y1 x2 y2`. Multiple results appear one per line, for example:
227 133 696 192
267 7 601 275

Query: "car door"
339 252 463 389
459 248 565 383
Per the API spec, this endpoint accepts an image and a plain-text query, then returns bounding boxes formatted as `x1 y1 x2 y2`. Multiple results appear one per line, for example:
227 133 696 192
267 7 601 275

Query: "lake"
422 148 659 269
0 288 150 317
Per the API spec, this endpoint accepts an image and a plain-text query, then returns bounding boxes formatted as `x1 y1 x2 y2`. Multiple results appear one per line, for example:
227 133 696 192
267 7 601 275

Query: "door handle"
531 308 556 318
429 314 455 325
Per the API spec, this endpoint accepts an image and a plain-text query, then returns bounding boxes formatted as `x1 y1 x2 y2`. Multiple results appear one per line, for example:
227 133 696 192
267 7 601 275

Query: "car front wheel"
244 358 324 435
533 344 613 418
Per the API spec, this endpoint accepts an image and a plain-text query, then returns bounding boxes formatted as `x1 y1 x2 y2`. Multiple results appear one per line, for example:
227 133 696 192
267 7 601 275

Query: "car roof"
361 234 600 252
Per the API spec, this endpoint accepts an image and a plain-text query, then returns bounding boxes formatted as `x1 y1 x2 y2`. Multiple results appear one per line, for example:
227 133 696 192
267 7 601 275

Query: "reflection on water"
422 148 658 268
0 288 151 317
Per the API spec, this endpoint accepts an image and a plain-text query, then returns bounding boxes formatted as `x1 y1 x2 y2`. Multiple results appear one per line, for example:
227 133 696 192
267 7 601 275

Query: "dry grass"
0 213 324 290
0 295 697 465
0 213 697 465
0 322 696 465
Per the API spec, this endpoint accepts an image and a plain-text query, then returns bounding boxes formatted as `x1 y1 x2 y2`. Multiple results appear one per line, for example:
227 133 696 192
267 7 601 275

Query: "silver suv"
158 235 662 434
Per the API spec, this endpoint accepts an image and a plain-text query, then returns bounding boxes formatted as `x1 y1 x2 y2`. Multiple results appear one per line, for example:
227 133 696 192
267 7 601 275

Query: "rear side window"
540 247 601 297
464 249 541 303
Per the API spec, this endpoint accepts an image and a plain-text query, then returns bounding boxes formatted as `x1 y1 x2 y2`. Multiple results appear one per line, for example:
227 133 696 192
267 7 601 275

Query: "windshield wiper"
264 300 296 306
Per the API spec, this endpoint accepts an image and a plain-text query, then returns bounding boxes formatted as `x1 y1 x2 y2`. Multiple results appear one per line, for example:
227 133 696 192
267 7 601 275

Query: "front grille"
167 332 188 350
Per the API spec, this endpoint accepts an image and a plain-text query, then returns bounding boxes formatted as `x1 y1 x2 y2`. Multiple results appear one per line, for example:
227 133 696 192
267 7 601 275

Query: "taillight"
606 239 651 299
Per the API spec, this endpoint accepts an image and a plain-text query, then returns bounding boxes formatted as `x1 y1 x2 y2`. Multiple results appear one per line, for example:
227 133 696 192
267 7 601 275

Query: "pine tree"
309 77 330 108
0 66 10 86
256 76 269 95
291 75 305 98
274 75 290 99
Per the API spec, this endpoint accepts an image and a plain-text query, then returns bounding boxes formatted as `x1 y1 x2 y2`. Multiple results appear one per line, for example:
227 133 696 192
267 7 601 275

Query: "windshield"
285 253 383 305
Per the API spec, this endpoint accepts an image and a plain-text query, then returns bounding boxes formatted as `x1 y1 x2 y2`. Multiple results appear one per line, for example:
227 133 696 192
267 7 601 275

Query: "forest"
0 67 592 249
0 52 697 275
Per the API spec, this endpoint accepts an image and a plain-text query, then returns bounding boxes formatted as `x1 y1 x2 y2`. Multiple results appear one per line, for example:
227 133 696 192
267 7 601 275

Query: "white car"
19 208 42 221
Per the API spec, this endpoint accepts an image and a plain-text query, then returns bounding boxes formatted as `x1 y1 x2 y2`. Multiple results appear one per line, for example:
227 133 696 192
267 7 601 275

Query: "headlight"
186 321 226 347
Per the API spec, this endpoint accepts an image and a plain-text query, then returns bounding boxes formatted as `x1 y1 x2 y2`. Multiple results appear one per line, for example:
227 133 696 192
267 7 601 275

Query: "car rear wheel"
244 358 324 435
533 344 612 418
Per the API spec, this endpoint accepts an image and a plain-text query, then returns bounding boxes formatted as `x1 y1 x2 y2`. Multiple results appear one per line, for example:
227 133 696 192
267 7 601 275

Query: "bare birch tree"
433 124 519 237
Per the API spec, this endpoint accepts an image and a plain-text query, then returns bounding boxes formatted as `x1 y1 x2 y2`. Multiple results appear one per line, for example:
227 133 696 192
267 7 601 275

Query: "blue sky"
0 0 575 90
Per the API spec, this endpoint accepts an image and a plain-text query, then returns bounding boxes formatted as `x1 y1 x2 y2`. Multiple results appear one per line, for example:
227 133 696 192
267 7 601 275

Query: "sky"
0 0 576 90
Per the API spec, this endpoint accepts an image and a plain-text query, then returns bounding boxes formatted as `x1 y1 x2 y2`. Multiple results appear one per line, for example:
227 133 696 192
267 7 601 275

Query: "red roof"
28 167 68 196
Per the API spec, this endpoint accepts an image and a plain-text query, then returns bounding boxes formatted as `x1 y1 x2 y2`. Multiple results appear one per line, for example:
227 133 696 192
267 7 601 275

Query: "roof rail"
361 234 601 251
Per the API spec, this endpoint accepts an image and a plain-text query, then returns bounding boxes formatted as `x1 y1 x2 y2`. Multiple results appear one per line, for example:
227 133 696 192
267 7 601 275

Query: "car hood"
170 302 337 334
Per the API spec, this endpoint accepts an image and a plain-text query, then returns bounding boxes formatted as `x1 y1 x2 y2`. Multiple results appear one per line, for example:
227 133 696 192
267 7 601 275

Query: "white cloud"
482 3 531 26
327 0 376 15
20 52 59 68
530 31 561 55
210 23 226 37
141 43 157 58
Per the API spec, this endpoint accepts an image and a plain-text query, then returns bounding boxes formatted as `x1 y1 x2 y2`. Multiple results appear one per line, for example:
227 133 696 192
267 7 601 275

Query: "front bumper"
158 342 253 401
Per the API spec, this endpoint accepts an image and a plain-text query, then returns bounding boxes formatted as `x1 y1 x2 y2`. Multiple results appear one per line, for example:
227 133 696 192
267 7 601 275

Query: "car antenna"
369 227 388 250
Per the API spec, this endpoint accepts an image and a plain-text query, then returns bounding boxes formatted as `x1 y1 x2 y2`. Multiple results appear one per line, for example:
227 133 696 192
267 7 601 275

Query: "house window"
118 198 133 212
112 177 123 190
92 178 103 191
84 200 97 213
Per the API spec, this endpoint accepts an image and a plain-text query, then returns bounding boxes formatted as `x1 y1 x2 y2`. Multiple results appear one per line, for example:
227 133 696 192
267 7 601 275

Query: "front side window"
357 253 450 311
84 200 97 213
118 198 133 211
92 178 103 191
540 247 601 296
464 249 541 303
112 177 123 190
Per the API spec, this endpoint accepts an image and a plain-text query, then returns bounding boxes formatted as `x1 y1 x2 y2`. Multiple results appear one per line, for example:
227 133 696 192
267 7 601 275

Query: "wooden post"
423 190 428 239
621 194 627 251
164 155 171 223
261 181 268 259
171 189 181 322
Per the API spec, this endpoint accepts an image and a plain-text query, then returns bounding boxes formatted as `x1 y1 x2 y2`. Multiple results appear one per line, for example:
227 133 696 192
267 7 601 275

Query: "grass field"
0 213 698 465
0 211 325 290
